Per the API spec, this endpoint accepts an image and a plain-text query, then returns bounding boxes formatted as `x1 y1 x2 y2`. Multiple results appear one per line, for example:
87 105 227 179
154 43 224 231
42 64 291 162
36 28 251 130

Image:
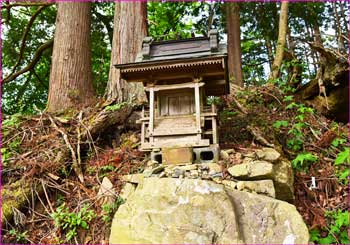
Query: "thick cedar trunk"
47 2 95 112
105 2 148 103
226 2 243 87
268 1 289 81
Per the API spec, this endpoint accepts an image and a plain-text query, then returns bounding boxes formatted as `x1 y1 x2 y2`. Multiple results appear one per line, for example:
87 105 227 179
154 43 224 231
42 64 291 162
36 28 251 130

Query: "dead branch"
40 179 54 213
247 125 274 147
3 39 53 84
48 115 84 183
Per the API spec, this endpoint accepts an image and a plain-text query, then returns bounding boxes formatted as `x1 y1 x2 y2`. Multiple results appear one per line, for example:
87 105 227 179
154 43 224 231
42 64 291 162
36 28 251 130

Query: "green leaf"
318 235 335 244
81 221 88 229
292 152 318 171
309 229 321 242
335 148 350 165
338 169 350 180
273 120 289 129
286 102 298 109
283 95 294 102
331 138 346 147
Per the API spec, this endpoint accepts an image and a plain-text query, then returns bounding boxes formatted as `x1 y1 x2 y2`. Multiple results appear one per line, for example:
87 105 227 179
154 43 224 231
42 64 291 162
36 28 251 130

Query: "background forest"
1 1 349 244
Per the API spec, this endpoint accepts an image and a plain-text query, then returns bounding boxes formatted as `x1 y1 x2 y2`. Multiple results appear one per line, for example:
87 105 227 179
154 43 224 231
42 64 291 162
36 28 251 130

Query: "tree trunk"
47 2 95 112
265 37 274 70
286 27 301 88
105 2 148 103
268 1 289 81
226 2 243 87
333 2 345 52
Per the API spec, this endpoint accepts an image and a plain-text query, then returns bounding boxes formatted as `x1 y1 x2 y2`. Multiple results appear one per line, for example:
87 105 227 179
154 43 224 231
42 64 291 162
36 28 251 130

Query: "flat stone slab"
227 160 274 179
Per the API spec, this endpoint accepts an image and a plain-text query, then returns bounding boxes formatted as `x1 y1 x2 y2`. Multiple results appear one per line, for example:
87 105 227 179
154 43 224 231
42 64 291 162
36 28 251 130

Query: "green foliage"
8 229 28 243
334 148 350 184
219 110 239 124
273 120 289 129
1 138 21 167
101 196 125 223
283 102 315 152
292 152 318 171
286 102 299 109
283 95 294 102
105 102 127 112
310 210 350 244
331 138 347 147
2 3 113 115
334 148 350 166
51 203 96 241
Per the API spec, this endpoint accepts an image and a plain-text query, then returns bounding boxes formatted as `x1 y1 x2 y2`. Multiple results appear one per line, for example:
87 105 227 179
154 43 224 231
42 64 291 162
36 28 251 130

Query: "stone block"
109 178 309 244
236 180 275 198
162 147 193 165
121 174 144 184
256 147 281 162
227 160 274 180
193 145 219 163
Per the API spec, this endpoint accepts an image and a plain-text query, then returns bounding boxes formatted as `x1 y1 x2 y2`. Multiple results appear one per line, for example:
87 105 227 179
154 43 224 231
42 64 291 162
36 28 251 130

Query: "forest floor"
1 85 349 244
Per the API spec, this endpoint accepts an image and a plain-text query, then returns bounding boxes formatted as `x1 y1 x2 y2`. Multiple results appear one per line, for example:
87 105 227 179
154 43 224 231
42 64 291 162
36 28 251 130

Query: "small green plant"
284 102 315 152
273 120 289 129
283 95 294 102
8 229 28 243
334 148 350 166
292 152 318 171
287 123 306 151
51 203 96 241
1 137 22 166
310 210 350 244
105 102 127 112
102 197 125 223
334 148 350 184
331 138 347 147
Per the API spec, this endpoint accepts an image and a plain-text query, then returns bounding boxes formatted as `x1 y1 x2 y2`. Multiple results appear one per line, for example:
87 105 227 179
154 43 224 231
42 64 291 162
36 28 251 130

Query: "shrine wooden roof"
115 30 229 96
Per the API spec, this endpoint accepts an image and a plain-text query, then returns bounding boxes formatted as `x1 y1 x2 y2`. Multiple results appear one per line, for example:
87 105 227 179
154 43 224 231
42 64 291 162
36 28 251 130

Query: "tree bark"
105 2 148 103
268 1 289 81
226 2 243 87
265 37 274 70
47 2 95 112
333 2 345 52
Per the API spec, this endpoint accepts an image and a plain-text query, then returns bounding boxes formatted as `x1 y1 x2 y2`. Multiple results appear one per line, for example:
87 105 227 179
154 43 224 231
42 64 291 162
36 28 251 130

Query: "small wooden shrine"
115 30 228 163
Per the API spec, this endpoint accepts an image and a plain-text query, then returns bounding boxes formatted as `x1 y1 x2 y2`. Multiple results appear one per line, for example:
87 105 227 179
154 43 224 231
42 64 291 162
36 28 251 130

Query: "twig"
309 127 321 140
34 188 51 216
77 111 83 175
40 179 54 213
247 125 274 147
230 95 248 114
260 90 282 105
48 115 84 183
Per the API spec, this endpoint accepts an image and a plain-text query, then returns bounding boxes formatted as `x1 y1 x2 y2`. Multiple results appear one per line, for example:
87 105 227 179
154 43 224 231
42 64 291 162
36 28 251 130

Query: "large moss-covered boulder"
109 178 309 244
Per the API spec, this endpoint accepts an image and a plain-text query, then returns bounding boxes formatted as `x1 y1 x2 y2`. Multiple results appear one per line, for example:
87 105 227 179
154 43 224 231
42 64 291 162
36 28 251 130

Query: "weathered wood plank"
149 87 154 144
141 139 210 150
145 82 204 92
